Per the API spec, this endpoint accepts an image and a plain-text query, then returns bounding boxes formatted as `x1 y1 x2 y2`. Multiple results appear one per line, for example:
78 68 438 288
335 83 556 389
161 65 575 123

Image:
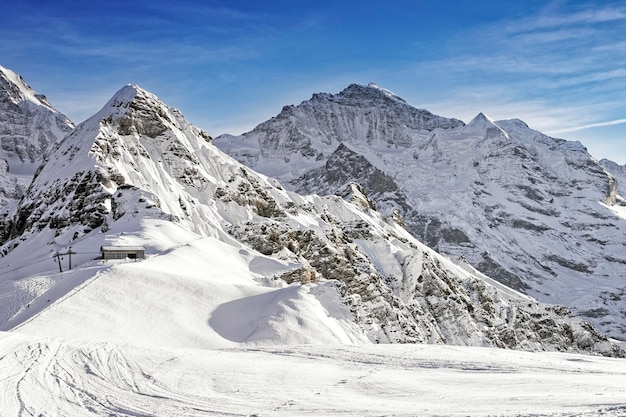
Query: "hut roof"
101 246 146 252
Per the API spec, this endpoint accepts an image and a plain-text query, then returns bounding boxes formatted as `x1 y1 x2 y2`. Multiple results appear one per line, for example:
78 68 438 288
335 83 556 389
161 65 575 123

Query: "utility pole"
67 246 76 270
53 251 63 273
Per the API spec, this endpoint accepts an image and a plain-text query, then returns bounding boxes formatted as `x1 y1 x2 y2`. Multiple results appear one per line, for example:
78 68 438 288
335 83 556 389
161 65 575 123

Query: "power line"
0 256 54 276
1 250 102 277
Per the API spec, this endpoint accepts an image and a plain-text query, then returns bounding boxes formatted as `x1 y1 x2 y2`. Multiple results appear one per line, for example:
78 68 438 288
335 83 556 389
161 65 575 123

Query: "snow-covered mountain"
0 66 74 215
0 82 621 357
215 83 626 341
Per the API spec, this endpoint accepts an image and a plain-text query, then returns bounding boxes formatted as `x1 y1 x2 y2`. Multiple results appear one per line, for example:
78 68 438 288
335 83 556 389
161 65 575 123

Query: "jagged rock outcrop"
292 143 410 214
216 83 626 341
226 203 622 356
600 158 626 197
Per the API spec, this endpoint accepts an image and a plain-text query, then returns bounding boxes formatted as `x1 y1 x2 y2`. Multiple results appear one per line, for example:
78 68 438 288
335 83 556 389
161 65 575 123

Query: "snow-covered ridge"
0 65 57 110
215 82 626 341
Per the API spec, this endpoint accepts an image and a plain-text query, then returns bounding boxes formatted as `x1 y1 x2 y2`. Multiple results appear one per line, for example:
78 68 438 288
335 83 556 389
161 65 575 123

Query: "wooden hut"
100 246 146 260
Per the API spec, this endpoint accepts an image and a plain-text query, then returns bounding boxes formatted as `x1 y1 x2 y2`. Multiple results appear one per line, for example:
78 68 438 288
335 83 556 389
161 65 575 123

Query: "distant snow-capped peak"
0 65 59 112
457 112 510 140
0 65 74 212
363 82 408 103
466 112 498 130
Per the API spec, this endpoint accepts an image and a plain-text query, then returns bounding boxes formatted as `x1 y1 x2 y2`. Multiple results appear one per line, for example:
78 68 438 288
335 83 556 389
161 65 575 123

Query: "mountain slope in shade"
0 66 74 212
215 83 626 341
0 84 621 356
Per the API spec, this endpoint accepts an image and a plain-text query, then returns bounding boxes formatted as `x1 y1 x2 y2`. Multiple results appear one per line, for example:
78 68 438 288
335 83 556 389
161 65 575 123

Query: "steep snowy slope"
215 84 626 341
0 65 74 213
0 84 621 356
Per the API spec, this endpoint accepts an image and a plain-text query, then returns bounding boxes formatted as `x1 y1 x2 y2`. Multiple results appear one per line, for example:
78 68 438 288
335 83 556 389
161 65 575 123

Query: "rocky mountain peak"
104 84 162 112
0 83 218 248
0 66 74 212
80 84 211 162
0 65 73 135
468 112 496 126
93 84 171 134
335 83 408 104
460 112 510 140
220 82 465 179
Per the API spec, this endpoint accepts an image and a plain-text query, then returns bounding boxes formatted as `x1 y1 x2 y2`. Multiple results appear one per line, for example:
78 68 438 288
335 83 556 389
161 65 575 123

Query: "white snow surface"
1 331 626 416
3 220 366 348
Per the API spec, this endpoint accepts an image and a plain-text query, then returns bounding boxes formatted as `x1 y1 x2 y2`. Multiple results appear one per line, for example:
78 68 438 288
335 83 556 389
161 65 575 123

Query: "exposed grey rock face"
215 84 626 341
227 208 622 356
292 143 408 213
2 83 621 357
0 66 74 212
600 158 626 197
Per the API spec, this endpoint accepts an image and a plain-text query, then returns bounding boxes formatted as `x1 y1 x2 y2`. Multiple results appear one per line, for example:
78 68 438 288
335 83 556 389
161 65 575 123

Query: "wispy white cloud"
346 4 625 157
548 118 626 134
528 5 626 29
508 27 599 44
392 2 626 128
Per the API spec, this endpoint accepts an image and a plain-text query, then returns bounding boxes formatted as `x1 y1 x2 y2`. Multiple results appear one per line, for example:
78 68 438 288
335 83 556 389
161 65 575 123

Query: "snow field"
1 332 625 416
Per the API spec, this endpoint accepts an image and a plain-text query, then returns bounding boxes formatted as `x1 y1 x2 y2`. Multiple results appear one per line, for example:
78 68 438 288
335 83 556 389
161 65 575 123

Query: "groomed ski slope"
1 331 626 417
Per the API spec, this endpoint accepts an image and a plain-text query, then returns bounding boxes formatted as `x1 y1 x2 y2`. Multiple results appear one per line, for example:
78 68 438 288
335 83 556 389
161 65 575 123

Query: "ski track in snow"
1 332 626 417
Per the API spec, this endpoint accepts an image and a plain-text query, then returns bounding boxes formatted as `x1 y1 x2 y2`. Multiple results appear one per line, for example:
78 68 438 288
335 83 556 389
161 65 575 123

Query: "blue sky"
3 0 626 163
